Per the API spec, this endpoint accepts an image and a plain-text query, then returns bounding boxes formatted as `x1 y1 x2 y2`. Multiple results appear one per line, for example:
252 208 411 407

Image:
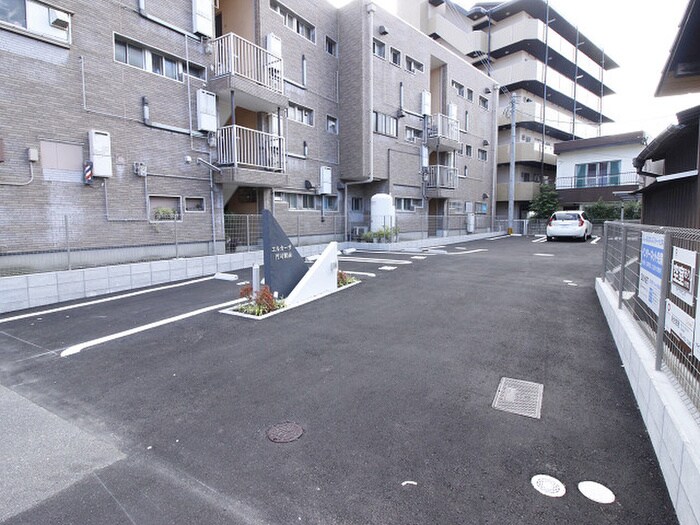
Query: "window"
390 47 401 66
448 201 463 213
115 36 186 81
279 192 316 210
184 197 205 212
39 140 82 183
406 56 423 73
373 39 385 59
149 195 182 221
351 197 363 212
474 201 488 214
478 95 489 109
522 172 531 182
326 115 338 134
0 0 71 44
288 102 314 126
325 36 337 56
477 148 488 161
461 166 469 178
464 110 469 131
323 195 338 211
270 0 315 42
373 111 397 137
466 88 474 102
395 197 422 211
464 144 473 157
405 126 422 143
301 55 307 85
451 80 465 97
574 160 622 188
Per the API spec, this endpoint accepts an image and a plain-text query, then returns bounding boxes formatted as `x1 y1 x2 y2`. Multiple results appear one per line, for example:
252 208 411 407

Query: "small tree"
528 184 560 219
623 200 641 220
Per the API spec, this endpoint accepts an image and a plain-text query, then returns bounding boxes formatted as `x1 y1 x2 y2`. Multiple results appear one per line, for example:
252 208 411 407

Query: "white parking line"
378 266 397 271
532 236 547 243
0 276 215 325
338 257 412 265
60 298 246 357
343 271 376 277
449 249 488 255
411 256 427 260
534 253 555 257
591 236 601 245
487 235 511 241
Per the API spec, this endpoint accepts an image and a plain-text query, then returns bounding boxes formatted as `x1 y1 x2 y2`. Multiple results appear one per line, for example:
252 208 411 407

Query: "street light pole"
508 92 516 234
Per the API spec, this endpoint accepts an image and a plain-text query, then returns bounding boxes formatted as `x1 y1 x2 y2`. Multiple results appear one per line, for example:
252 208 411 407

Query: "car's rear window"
553 213 579 221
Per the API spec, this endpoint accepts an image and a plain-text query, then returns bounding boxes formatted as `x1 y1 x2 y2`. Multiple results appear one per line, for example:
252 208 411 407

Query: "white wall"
556 143 644 179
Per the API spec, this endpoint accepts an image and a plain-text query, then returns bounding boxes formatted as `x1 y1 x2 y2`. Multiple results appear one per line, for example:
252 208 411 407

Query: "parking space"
0 237 676 524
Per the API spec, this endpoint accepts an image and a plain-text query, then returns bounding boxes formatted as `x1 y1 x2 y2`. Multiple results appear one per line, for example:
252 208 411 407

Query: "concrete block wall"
596 278 700 525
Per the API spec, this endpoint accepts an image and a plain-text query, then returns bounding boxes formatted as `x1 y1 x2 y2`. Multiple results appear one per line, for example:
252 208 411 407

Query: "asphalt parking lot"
0 236 677 524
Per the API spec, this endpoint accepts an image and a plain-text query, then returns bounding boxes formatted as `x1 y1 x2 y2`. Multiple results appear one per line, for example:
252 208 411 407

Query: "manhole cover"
531 474 566 498
578 481 615 504
492 377 543 419
266 422 303 443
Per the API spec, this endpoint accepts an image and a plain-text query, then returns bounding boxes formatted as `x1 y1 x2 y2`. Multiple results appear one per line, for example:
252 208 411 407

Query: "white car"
546 211 592 242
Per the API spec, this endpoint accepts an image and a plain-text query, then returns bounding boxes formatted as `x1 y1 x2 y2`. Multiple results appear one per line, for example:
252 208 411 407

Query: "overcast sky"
327 0 700 138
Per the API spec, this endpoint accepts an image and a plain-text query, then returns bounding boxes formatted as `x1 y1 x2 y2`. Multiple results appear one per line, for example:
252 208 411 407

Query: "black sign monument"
262 210 308 298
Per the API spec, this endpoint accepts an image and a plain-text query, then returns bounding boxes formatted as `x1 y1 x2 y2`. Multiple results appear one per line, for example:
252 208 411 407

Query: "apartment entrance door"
428 198 445 237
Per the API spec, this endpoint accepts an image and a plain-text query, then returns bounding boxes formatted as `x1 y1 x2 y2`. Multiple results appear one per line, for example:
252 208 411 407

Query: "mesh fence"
0 212 499 276
602 221 700 416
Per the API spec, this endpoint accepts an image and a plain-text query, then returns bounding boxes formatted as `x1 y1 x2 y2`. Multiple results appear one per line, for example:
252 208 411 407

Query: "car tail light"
579 217 584 227
547 217 554 226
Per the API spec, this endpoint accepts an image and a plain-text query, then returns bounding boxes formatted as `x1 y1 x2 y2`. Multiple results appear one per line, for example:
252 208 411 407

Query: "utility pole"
508 92 516 234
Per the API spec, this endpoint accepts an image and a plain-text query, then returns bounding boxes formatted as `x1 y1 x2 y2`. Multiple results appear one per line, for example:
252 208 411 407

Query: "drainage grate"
267 422 304 443
492 377 543 419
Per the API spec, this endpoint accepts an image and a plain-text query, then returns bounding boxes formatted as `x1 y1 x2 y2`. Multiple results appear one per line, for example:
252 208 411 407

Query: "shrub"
239 285 285 316
337 270 357 287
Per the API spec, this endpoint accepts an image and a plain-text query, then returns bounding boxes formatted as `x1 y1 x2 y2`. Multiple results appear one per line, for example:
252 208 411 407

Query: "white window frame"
351 197 363 212
406 56 424 73
466 88 474 102
405 126 422 143
184 196 206 213
451 80 465 97
478 95 489 110
114 34 196 83
322 195 338 211
373 38 386 59
0 0 72 46
390 47 401 67
373 111 397 137
288 102 314 126
270 0 315 43
325 35 337 56
477 148 488 161
464 144 473 157
326 115 338 134
149 195 183 222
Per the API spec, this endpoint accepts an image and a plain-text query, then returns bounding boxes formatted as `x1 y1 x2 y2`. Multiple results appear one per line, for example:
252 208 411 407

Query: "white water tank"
371 193 395 232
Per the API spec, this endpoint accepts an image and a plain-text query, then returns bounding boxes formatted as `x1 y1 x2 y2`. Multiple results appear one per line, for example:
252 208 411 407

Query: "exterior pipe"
344 1 376 241
490 83 500 231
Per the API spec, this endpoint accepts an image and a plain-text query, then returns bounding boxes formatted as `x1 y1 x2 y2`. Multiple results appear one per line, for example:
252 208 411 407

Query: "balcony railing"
216 125 285 171
426 165 457 189
211 33 284 94
428 113 460 143
556 171 638 190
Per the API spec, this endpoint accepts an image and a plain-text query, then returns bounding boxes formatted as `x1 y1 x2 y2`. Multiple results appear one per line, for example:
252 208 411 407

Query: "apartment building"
386 0 617 218
0 0 496 269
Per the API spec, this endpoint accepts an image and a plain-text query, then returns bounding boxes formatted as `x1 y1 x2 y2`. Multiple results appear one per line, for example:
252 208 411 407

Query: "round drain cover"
531 474 566 498
267 422 303 443
578 481 615 504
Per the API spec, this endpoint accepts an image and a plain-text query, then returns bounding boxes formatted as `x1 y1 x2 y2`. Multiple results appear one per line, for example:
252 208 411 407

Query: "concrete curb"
596 278 700 525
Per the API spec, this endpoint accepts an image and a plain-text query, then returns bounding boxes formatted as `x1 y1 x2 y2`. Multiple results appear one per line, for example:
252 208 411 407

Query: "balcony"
426 165 457 189
556 171 639 190
497 142 557 166
427 114 461 151
210 33 287 112
496 181 540 202
215 125 285 184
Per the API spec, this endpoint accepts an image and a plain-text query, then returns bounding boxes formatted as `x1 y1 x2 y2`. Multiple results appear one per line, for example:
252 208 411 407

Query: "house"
633 0 700 228
386 0 617 219
553 131 646 210
0 0 497 272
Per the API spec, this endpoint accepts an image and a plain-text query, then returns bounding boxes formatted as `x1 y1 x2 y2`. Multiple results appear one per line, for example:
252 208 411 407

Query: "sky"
327 0 700 138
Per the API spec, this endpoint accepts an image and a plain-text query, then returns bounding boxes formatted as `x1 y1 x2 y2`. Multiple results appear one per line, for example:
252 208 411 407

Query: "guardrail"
556 171 639 189
426 165 457 189
211 32 284 93
216 125 285 170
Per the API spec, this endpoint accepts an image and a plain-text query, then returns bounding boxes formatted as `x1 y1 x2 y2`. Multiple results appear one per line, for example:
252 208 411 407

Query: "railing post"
64 215 72 271
618 224 628 309
174 215 179 258
246 215 250 252
655 231 673 371
602 222 609 280
296 215 301 246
